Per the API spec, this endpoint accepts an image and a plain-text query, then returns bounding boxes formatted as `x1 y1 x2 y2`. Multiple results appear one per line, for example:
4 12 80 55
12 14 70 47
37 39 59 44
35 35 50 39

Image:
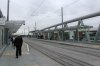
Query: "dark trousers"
16 46 22 57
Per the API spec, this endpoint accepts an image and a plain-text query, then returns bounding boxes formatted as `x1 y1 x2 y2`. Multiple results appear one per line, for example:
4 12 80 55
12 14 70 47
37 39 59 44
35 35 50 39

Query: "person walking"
14 36 23 58
8 36 11 45
10 36 14 46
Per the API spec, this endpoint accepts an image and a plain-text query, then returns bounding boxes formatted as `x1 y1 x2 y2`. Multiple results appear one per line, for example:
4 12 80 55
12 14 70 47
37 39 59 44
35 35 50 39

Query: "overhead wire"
25 0 46 21
26 0 81 21
25 0 81 31
43 0 81 17
30 0 46 16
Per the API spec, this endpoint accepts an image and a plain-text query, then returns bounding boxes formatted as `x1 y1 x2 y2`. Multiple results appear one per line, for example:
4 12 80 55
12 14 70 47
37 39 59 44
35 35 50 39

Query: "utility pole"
27 26 30 35
61 7 63 29
7 0 10 21
35 22 37 31
61 7 64 40
34 22 37 38
6 0 10 44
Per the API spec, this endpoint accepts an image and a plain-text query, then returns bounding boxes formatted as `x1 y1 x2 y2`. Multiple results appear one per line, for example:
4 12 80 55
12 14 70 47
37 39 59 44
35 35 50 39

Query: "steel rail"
25 40 94 66
29 38 100 57
36 40 100 57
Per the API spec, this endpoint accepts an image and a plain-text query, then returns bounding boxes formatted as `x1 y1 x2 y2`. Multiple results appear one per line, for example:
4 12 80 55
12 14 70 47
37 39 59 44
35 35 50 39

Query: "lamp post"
7 0 10 21
61 7 64 40
6 0 10 44
27 26 30 36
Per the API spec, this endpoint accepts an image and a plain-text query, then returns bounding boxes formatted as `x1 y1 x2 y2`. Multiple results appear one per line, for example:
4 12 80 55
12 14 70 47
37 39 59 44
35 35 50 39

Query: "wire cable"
26 0 80 21
45 0 81 17
25 0 46 21
31 0 46 16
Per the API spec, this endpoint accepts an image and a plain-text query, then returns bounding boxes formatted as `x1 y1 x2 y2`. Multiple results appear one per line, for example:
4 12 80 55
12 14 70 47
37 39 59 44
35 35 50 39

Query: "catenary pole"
7 0 10 21
61 7 64 40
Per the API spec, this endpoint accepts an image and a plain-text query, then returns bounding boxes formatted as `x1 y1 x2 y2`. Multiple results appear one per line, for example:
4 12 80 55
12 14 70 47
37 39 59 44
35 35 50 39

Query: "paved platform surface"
0 45 6 57
0 42 62 66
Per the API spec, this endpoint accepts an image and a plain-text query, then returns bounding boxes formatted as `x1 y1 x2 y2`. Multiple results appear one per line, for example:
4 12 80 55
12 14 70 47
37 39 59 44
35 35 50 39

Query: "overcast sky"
0 0 100 35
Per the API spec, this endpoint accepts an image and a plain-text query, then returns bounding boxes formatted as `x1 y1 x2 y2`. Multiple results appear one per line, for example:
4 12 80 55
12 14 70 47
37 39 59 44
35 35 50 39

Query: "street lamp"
27 26 30 36
7 0 10 21
61 7 64 40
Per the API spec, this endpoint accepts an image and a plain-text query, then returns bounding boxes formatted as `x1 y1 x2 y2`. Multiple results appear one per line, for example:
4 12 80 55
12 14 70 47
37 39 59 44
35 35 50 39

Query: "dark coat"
14 36 23 47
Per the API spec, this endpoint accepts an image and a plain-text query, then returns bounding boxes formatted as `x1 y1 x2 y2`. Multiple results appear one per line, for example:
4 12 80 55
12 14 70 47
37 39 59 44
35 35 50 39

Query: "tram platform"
0 42 62 66
0 45 6 57
0 38 100 66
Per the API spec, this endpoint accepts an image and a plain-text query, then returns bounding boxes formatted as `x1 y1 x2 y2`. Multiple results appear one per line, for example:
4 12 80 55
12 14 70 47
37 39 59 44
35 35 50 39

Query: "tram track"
31 38 100 50
25 41 94 66
35 40 100 57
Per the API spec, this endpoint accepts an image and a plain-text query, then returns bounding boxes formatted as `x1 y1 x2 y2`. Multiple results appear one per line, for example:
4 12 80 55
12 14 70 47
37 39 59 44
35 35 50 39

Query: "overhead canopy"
5 20 25 34
0 9 25 35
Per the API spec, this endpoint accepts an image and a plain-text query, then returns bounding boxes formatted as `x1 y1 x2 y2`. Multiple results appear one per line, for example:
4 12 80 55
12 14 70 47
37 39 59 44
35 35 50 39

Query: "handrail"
41 11 100 31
